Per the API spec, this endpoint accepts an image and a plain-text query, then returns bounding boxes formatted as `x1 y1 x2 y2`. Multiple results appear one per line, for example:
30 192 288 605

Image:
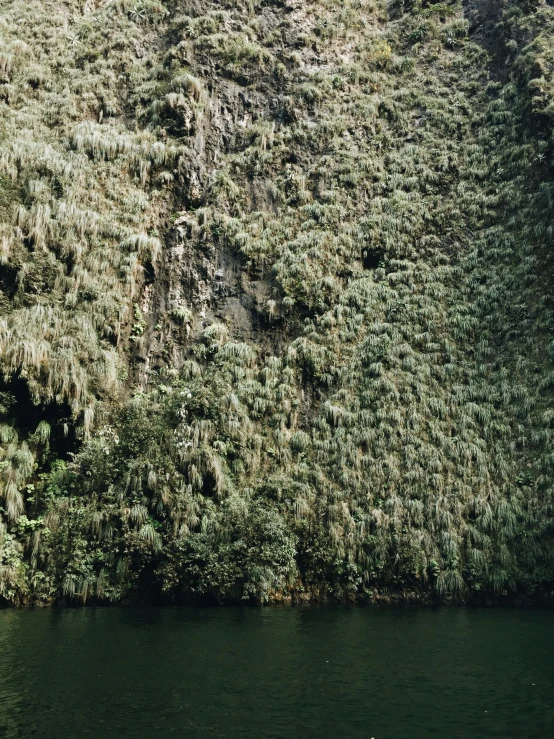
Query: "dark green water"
0 607 553 738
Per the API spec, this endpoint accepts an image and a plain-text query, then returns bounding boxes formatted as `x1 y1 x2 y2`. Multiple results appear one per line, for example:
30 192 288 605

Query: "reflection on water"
0 606 553 738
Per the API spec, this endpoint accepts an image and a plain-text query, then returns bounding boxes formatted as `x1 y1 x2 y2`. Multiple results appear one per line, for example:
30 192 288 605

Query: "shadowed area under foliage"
1 0 554 605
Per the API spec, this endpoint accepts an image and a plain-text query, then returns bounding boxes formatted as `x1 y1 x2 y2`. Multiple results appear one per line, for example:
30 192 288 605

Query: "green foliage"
159 501 297 602
0 0 176 427
1 0 554 605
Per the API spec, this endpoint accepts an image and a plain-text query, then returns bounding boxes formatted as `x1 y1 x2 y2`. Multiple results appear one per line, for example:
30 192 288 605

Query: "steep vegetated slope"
1 0 554 604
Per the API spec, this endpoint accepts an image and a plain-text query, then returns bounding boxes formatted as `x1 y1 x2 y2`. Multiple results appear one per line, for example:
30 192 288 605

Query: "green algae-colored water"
0 606 552 738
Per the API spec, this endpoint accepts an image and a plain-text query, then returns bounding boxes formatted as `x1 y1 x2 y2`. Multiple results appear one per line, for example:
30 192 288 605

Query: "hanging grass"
1 0 554 605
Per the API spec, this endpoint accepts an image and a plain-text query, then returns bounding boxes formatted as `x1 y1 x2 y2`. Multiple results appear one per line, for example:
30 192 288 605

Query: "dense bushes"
2 0 554 604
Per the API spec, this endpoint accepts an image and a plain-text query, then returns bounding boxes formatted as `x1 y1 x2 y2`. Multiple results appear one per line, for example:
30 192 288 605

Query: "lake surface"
0 606 552 738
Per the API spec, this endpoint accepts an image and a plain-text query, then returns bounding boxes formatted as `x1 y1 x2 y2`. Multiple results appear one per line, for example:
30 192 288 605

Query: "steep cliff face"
1 0 554 605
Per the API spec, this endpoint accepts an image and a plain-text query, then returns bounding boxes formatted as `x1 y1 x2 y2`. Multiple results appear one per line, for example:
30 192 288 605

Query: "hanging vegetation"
1 0 554 605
